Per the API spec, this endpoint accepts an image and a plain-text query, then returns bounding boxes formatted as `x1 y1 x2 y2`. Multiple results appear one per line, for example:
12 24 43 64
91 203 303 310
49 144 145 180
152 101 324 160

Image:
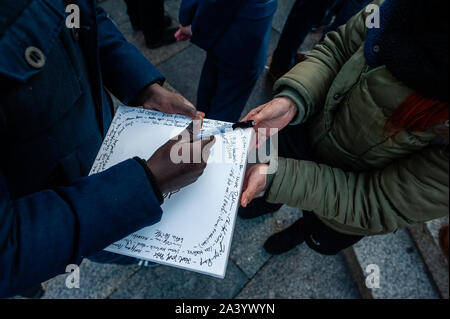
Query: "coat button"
25 46 46 69
373 45 380 53
333 93 342 100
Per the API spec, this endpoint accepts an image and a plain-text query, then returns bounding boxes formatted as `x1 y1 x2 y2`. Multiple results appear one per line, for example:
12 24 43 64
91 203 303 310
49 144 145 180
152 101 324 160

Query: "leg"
196 55 219 117
271 0 336 77
264 211 363 255
124 0 141 31
138 0 176 48
202 59 261 123
138 0 164 43
324 0 371 34
302 211 363 255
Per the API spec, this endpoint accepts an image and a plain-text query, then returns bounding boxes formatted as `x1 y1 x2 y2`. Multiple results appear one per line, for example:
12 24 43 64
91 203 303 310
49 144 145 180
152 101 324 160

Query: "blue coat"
179 0 278 71
0 0 164 297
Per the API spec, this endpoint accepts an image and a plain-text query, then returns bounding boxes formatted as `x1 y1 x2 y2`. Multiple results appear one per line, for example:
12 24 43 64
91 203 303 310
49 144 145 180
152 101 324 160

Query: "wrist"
134 157 164 205
274 88 306 125
277 96 297 114
137 83 162 106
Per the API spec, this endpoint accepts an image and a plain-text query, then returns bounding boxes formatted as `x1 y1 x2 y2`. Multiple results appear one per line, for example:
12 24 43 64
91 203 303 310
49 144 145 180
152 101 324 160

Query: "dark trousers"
274 124 363 255
197 54 261 123
124 0 165 44
271 0 370 75
271 0 336 74
323 0 372 35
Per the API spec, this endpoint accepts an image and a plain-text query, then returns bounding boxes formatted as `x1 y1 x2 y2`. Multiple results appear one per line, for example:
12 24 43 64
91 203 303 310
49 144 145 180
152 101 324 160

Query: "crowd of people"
0 0 448 298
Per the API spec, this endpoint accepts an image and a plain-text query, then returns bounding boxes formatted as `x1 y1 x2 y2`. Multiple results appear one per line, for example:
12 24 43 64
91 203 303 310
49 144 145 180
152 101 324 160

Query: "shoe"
20 284 45 299
264 219 305 255
145 27 178 49
238 197 282 219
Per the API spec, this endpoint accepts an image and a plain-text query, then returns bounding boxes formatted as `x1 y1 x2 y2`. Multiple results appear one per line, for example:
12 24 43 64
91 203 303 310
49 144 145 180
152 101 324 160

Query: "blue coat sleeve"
96 6 165 105
179 0 199 26
181 0 244 51
0 159 163 298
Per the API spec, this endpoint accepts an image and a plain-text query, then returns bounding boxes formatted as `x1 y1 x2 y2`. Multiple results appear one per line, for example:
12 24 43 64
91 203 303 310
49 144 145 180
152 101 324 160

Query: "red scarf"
385 93 449 135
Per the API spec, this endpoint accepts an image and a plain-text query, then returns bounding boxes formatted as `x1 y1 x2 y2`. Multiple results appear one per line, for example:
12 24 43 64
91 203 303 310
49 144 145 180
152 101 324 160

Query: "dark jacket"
179 0 278 70
0 0 165 297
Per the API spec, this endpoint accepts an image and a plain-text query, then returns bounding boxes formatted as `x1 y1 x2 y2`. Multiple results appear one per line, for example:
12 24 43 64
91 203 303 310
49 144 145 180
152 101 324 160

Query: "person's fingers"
180 95 195 108
240 168 253 206
241 167 262 207
252 104 277 125
175 99 198 119
180 119 203 142
192 118 203 139
196 111 206 119
241 182 257 207
241 104 265 122
144 104 158 111
201 136 216 164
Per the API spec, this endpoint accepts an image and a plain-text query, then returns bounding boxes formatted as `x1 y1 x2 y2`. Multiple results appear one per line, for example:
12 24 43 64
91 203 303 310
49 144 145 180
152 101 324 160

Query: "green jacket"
267 0 449 236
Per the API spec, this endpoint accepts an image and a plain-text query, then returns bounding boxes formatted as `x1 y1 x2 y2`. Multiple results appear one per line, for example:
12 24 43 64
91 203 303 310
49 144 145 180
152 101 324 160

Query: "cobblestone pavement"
42 0 363 299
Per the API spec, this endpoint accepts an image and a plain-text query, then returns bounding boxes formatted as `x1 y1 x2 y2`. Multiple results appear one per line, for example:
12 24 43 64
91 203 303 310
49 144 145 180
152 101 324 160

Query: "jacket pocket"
0 0 83 142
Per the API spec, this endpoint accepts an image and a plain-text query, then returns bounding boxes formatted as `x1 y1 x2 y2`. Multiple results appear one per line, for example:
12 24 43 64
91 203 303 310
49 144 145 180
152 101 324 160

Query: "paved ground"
42 0 363 299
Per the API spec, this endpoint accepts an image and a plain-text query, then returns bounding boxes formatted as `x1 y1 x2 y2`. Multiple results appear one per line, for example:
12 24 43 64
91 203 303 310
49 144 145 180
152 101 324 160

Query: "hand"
241 97 298 148
147 120 215 194
241 164 269 207
174 25 192 42
138 83 204 119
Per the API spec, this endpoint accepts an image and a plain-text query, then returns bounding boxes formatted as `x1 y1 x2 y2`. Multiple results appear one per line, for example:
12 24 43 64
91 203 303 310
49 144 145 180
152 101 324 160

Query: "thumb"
201 136 216 163
177 101 198 119
178 119 203 142
241 168 261 207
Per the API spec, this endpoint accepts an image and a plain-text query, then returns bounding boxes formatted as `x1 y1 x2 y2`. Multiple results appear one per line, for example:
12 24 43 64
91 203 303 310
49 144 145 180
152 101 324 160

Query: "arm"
273 0 383 125
0 119 214 298
95 7 164 105
0 159 163 298
266 146 449 235
241 1 383 144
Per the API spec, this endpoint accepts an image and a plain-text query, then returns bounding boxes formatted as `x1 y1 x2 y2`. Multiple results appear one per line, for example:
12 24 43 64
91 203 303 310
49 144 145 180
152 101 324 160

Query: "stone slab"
236 245 360 299
99 0 130 26
409 220 449 299
230 206 302 279
42 260 140 299
157 45 206 104
349 229 440 299
108 261 248 299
